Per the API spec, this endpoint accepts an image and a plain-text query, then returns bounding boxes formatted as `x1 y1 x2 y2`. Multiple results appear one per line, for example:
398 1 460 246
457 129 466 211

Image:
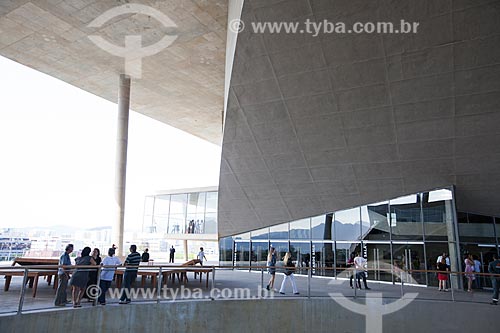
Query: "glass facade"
142 190 218 235
219 186 500 287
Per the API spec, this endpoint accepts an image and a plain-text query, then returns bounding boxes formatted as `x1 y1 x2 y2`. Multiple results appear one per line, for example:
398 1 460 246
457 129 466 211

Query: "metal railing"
1 264 499 316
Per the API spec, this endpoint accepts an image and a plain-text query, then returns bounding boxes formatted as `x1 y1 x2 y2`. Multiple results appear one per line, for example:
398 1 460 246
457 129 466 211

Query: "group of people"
265 247 300 295
54 244 144 307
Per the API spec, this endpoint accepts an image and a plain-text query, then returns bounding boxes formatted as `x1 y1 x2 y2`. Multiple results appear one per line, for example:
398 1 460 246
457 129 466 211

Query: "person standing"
473 255 482 289
69 247 96 308
437 257 449 291
354 253 370 290
169 246 176 263
119 244 141 304
266 247 277 291
54 244 73 306
84 248 101 301
98 247 121 305
488 254 500 305
197 247 207 266
279 252 299 295
464 254 475 292
141 248 150 263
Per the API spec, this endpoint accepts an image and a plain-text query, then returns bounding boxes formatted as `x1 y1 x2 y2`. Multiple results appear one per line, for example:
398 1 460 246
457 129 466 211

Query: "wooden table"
1 257 59 297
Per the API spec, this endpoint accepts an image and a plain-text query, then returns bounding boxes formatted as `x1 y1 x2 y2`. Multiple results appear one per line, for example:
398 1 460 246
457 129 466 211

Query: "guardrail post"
211 266 215 291
400 270 404 297
450 272 455 302
157 266 162 304
17 268 28 315
307 266 311 299
93 265 101 306
260 268 264 299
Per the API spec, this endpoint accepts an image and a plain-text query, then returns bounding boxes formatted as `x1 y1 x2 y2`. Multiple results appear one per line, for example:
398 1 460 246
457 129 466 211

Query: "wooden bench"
1 257 59 297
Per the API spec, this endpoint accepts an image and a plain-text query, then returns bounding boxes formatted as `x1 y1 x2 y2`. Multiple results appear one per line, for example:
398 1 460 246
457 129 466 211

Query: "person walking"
54 244 73 306
464 254 475 292
98 247 121 305
266 247 277 291
119 244 141 304
169 246 176 263
437 257 449 291
488 254 500 305
279 251 299 295
354 253 370 290
197 247 207 266
69 247 96 308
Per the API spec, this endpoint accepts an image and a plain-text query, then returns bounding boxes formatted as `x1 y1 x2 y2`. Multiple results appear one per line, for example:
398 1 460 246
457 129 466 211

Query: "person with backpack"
279 251 299 295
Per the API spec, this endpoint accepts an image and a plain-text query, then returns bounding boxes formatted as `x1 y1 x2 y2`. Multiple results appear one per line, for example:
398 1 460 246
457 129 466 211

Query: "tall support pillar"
184 240 189 261
114 74 131 256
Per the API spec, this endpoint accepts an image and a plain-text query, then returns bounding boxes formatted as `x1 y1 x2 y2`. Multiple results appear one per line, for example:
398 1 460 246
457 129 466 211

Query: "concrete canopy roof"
218 0 500 237
0 0 228 144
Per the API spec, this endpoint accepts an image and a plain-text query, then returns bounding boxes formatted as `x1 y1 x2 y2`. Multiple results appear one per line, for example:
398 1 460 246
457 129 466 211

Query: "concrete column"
184 240 189 261
113 74 131 256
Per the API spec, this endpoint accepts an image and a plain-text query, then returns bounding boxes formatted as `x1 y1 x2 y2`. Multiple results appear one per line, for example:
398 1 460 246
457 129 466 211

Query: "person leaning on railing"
54 243 73 307
488 254 500 305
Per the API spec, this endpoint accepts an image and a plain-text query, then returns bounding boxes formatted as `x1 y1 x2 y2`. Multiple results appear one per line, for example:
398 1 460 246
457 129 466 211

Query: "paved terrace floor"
0 264 496 316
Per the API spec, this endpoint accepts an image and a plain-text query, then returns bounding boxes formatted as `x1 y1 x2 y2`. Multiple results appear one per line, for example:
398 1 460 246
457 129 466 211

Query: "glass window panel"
153 195 170 216
392 243 426 285
289 219 310 240
234 232 250 240
250 241 269 269
422 189 455 241
425 242 457 287
270 241 289 263
390 194 423 240
459 214 495 243
290 242 311 275
219 237 234 266
169 194 187 215
206 192 218 213
234 241 250 268
204 213 217 234
144 196 155 216
335 242 361 278
312 242 334 276
187 192 206 214
168 215 184 234
361 202 390 241
311 214 333 240
334 208 361 241
428 189 453 202
364 243 393 283
269 223 289 240
251 227 269 240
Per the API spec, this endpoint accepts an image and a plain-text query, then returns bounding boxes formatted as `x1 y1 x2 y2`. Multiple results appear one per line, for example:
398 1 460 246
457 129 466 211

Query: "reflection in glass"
251 227 269 240
334 208 361 241
362 202 390 241
422 189 455 242
204 213 217 234
458 213 495 243
219 237 234 266
336 242 361 278
392 243 426 285
234 241 250 268
312 242 334 276
290 219 310 240
311 214 333 240
425 242 454 287
269 224 289 240
290 242 310 275
364 242 393 283
390 194 423 240
251 241 269 269
143 196 155 233
187 192 206 234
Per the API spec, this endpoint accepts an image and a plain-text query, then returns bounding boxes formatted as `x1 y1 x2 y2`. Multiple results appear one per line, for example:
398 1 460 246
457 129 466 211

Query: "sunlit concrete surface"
0 0 227 144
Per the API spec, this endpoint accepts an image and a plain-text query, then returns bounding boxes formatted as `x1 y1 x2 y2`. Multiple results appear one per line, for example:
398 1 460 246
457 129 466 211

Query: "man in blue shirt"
54 244 73 306
119 244 141 304
488 254 500 305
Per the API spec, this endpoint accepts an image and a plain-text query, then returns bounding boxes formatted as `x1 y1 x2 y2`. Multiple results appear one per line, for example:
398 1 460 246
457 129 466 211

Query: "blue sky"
0 56 221 230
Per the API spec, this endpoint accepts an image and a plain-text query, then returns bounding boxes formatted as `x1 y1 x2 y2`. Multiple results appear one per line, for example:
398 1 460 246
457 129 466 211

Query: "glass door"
234 241 250 269
392 242 427 285
364 242 393 283
250 241 269 271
